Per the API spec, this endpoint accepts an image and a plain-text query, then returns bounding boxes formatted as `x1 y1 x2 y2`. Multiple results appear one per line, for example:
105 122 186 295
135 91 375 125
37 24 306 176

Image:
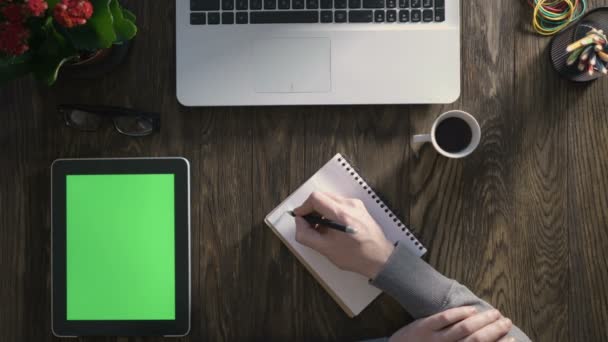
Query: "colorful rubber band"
528 0 587 36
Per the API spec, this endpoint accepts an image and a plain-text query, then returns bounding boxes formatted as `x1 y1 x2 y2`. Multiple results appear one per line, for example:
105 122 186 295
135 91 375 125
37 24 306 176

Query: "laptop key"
349 10 373 22
398 9 409 21
190 12 206 24
306 0 318 9
422 0 432 7
349 0 361 8
321 10 333 22
293 0 305 8
422 9 432 21
250 11 319 23
236 11 248 23
264 0 276 8
398 0 408 7
222 0 234 10
222 12 234 24
411 9 420 21
434 8 444 21
374 10 384 22
335 10 347 22
251 0 262 8
191 0 220 11
411 0 420 7
279 0 290 8
434 0 444 7
335 0 347 8
386 0 396 7
321 0 332 8
386 9 396 22
236 0 248 9
363 0 384 8
208 12 220 24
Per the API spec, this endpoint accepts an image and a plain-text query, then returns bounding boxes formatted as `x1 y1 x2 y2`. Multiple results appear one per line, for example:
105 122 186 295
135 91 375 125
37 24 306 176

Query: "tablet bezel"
51 158 191 337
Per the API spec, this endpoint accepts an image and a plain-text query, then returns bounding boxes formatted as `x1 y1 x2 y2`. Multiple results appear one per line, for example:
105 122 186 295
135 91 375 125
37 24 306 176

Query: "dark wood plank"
186 108 253 342
250 107 313 341
409 0 543 340
567 89 608 340
566 45 608 342
511 2 571 340
0 79 49 342
562 5 608 341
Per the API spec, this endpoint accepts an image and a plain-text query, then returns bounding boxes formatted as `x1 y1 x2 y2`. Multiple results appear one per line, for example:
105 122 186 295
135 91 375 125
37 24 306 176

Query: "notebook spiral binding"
335 155 426 253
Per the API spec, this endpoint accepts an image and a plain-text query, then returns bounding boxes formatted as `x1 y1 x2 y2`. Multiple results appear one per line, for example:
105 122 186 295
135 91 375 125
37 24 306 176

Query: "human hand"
293 192 394 278
389 306 515 342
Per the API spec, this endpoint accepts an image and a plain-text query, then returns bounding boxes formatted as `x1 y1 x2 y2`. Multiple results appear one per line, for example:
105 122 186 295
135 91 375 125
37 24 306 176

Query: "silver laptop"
176 0 460 106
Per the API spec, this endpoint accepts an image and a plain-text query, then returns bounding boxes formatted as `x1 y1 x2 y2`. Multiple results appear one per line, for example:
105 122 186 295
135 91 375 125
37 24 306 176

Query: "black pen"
287 211 357 234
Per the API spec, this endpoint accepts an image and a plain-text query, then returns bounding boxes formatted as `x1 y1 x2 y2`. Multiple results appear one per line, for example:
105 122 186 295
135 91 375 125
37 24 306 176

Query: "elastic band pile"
528 0 587 36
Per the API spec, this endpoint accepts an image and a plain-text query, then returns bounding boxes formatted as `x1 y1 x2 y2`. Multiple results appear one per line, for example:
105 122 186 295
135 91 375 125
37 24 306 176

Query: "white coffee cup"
412 110 481 159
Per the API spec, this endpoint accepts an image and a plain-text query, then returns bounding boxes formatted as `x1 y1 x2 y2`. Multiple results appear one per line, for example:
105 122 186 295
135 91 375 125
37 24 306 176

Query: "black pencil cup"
550 7 608 82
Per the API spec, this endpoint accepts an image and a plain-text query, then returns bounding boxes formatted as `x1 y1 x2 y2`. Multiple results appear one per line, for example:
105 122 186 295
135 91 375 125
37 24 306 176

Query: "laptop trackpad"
252 38 331 93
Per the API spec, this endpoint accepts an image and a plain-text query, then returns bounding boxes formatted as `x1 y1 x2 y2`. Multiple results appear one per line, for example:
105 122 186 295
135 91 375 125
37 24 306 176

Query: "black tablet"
51 158 191 337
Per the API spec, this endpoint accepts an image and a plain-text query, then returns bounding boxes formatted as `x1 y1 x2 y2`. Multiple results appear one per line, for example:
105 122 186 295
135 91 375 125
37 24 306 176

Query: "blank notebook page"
265 153 426 317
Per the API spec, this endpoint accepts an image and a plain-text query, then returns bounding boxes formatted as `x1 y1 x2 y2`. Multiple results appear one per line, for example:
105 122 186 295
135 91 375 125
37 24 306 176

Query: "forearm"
370 243 531 342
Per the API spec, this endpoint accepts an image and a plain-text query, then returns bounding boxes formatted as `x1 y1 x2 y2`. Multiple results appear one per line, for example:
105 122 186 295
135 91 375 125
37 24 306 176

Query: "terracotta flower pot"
60 40 132 79
68 48 113 67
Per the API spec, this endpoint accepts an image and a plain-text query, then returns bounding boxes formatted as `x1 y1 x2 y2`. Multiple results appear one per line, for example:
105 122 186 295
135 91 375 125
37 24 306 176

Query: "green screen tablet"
52 158 190 337
66 174 176 320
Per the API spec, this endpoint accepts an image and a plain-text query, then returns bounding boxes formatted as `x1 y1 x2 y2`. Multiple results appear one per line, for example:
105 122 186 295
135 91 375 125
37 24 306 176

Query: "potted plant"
0 0 137 86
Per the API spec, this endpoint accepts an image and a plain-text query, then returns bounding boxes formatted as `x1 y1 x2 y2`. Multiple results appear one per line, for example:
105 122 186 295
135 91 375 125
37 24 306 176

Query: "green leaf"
0 54 33 86
122 8 136 22
32 21 79 85
47 0 60 8
62 0 117 51
109 0 137 43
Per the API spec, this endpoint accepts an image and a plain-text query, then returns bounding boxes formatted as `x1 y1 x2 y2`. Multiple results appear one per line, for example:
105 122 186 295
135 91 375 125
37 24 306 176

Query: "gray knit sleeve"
367 243 531 342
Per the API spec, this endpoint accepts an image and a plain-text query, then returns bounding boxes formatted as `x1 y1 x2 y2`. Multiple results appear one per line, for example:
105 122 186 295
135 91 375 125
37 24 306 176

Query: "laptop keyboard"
190 0 445 24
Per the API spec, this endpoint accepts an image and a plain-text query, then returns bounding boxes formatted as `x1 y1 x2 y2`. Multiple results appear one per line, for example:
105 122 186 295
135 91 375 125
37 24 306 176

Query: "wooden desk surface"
1 1 608 341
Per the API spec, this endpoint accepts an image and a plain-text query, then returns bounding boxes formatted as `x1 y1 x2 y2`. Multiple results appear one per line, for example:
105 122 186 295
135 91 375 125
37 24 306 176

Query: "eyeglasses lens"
65 109 103 131
113 116 154 136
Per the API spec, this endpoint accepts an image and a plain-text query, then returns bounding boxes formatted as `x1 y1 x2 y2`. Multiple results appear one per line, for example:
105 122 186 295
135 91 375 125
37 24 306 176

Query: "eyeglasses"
59 104 161 137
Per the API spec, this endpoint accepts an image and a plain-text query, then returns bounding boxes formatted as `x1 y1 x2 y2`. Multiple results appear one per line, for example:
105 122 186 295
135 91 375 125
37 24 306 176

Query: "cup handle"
412 134 432 144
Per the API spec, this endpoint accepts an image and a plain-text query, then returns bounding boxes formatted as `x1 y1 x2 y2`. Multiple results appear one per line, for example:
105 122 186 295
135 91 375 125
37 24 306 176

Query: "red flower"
1 3 25 23
53 0 93 28
25 0 48 17
0 21 30 56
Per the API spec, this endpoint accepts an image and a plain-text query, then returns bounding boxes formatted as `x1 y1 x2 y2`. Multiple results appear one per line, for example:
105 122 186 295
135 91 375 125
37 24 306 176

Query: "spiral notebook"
264 153 426 317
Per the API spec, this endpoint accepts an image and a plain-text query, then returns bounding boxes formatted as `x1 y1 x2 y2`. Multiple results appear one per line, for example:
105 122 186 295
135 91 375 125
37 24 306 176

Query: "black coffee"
435 117 472 153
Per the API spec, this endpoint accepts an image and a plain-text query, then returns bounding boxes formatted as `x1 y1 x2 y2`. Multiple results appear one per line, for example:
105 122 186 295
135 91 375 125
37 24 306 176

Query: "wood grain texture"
566 19 608 341
410 0 526 338
1 0 608 341
511 7 569 342
567 92 608 341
